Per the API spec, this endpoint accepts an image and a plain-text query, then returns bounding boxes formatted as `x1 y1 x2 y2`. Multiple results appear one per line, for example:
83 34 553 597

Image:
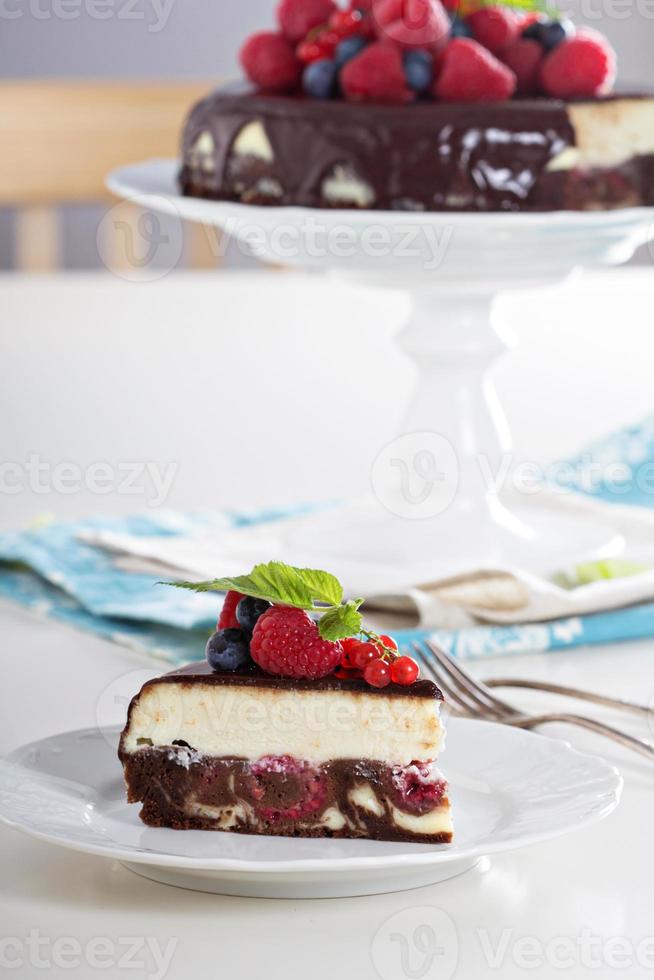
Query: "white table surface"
2 269 654 979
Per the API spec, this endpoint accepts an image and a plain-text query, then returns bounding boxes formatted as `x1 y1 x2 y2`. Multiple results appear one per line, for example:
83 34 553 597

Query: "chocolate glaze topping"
181 85 574 211
140 660 443 700
180 85 654 212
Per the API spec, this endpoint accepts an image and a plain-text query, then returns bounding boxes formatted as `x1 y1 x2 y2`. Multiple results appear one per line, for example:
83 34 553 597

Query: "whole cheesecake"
178 0 654 213
180 85 654 212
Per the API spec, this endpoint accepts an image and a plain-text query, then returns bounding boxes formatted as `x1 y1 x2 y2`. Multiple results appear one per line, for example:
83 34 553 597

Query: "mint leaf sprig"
165 560 365 642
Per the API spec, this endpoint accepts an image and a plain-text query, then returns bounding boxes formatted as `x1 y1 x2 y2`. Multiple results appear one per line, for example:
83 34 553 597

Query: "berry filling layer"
120 746 453 843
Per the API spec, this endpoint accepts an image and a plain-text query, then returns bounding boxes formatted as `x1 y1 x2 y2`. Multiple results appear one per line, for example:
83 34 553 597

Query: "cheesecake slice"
119 662 453 844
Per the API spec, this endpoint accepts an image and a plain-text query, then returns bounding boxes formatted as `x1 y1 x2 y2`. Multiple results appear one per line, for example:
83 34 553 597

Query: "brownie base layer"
121 748 453 845
179 86 654 213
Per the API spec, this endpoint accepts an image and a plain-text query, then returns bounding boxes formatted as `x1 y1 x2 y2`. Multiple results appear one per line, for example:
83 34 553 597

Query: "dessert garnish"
122 561 452 843
237 0 616 102
168 560 421 688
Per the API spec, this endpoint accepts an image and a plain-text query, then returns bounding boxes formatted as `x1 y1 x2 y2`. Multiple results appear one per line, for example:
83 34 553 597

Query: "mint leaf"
318 600 363 641
297 567 343 607
166 561 342 610
166 563 364 643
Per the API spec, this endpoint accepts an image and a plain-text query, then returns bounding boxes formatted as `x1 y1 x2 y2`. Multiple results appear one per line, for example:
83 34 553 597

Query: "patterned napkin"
2 418 654 662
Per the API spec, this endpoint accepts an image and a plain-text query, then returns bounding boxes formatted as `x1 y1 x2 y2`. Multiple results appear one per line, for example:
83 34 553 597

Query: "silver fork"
484 678 651 718
413 640 654 761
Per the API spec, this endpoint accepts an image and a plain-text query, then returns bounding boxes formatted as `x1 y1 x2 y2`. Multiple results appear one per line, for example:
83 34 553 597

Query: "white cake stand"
108 160 654 581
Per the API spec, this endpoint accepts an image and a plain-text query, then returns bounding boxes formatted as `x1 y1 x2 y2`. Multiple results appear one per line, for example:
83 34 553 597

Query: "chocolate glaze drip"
179 85 654 212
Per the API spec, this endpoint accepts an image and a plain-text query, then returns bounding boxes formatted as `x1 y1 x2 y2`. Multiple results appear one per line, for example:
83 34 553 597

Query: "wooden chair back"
0 80 217 271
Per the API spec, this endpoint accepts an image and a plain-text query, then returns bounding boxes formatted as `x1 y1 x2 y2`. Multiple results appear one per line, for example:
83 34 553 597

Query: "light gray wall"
1 0 651 81
2 0 653 268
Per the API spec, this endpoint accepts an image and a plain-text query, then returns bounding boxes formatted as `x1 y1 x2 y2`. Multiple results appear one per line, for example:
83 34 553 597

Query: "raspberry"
373 0 450 50
502 37 543 95
248 756 328 822
341 41 413 103
277 0 338 43
240 31 302 93
250 606 342 679
391 762 447 814
467 6 521 55
217 590 244 630
540 28 616 99
373 0 404 29
434 38 516 101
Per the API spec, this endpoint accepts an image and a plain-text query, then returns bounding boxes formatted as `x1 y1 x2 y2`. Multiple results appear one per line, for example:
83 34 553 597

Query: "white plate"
0 721 621 898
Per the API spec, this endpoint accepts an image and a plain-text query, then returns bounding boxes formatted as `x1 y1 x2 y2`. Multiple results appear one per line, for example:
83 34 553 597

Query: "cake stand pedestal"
108 160 654 580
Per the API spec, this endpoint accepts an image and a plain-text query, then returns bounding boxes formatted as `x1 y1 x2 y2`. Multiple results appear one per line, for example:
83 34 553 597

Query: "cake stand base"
107 160 654 576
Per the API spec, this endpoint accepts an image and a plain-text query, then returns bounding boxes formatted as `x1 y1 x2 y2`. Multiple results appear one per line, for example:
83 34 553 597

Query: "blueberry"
522 17 573 51
303 59 338 99
236 596 271 633
448 14 472 38
403 50 434 93
335 35 368 68
206 629 250 672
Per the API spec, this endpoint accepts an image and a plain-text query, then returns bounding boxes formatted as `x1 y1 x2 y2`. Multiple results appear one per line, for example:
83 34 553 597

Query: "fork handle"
485 678 651 718
509 712 654 760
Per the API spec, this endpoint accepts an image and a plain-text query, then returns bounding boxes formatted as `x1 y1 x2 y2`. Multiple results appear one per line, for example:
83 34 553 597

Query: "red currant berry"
297 39 326 62
353 641 380 670
330 7 362 36
379 634 398 652
391 657 420 686
318 30 340 54
364 659 392 688
340 639 361 669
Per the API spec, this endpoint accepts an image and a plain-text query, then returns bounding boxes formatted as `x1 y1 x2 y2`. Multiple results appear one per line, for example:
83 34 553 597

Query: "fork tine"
418 639 514 720
412 643 492 719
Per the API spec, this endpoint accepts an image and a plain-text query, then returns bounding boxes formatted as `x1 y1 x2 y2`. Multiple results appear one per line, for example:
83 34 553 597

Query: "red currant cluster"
337 634 420 688
297 6 373 63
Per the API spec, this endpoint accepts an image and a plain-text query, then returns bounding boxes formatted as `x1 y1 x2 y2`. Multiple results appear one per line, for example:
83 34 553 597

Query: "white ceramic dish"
0 720 622 898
